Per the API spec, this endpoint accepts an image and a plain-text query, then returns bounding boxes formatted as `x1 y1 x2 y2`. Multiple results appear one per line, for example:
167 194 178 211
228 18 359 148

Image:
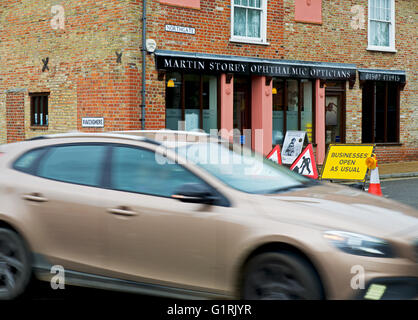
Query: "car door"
11 143 108 275
99 144 224 292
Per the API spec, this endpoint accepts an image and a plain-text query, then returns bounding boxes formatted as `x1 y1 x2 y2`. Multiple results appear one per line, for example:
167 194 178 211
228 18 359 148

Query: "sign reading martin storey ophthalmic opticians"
155 51 357 82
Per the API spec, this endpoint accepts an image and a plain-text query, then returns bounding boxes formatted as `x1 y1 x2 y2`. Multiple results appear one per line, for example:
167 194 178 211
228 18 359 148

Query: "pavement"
377 160 418 179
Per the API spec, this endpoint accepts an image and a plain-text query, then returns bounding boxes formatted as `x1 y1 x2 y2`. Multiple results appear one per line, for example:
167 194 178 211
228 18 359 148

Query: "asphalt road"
13 177 418 301
379 177 418 209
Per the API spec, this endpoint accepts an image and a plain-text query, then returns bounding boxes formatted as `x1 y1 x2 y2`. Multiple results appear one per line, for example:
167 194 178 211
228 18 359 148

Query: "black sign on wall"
155 50 357 83
358 69 406 83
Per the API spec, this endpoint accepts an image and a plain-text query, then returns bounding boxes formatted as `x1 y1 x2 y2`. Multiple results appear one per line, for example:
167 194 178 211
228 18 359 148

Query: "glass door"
233 76 251 147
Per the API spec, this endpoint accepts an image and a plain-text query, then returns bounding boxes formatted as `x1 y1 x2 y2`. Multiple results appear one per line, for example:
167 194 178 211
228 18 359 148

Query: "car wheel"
0 228 32 300
242 251 324 300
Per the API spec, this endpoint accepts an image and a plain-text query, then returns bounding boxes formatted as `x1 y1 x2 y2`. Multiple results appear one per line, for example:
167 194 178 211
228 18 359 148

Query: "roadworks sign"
321 144 374 181
290 144 318 179
267 145 282 165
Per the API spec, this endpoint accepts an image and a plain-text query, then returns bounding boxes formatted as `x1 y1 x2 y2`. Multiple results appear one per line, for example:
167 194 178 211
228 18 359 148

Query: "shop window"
166 73 218 133
272 79 314 146
231 0 267 44
368 0 395 52
30 93 49 127
325 81 346 144
362 82 399 143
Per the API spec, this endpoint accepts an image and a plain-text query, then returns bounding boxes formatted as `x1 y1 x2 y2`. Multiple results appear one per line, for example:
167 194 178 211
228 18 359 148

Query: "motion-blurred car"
0 130 417 300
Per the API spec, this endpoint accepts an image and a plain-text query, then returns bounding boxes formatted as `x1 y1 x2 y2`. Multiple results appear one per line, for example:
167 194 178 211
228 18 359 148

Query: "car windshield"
175 142 315 194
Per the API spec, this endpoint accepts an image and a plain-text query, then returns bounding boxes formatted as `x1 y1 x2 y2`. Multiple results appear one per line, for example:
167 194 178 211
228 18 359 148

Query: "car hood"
259 182 418 238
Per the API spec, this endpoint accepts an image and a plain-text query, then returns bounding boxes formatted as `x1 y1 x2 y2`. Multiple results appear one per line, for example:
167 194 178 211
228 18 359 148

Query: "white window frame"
230 0 268 45
367 0 396 52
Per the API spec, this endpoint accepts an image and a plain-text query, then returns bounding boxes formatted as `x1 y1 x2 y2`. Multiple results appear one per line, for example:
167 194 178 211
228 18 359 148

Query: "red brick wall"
77 65 142 132
6 92 25 143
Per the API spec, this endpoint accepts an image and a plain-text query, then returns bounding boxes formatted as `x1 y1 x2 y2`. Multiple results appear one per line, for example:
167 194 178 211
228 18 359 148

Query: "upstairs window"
231 0 267 45
368 0 395 52
30 93 49 127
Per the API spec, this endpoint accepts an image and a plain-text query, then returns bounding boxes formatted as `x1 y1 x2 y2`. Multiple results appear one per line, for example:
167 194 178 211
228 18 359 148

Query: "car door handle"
107 207 137 217
22 193 48 203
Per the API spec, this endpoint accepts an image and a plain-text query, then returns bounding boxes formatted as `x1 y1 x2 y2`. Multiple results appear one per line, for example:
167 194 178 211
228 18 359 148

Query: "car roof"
24 130 216 147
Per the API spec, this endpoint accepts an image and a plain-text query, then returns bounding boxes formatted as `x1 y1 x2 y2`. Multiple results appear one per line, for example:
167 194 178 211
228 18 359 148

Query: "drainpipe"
141 0 147 130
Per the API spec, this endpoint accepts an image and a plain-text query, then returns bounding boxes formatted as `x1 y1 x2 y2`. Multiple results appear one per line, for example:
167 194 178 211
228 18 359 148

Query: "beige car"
0 130 417 300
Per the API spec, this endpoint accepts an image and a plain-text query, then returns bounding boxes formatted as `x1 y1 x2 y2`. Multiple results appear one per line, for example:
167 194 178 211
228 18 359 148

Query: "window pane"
387 84 398 142
362 82 374 143
202 75 218 133
234 0 240 4
286 80 299 131
34 97 39 125
301 81 313 143
14 148 45 173
375 82 385 143
234 7 247 37
38 145 105 187
111 147 202 197
166 72 182 130
241 0 248 6
184 74 201 131
371 21 389 47
272 79 285 146
247 9 260 38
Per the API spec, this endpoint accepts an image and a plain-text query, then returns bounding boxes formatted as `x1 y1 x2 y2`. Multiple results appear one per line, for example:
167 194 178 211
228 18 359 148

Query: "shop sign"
358 69 406 83
320 144 374 181
155 53 357 81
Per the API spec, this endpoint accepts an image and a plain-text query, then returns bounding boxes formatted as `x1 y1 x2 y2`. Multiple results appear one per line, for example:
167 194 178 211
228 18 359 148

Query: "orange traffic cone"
366 155 382 197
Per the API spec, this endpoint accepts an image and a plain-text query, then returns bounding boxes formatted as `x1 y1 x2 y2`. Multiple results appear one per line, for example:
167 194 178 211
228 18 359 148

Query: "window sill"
30 126 49 130
374 142 402 147
366 46 397 53
229 38 269 46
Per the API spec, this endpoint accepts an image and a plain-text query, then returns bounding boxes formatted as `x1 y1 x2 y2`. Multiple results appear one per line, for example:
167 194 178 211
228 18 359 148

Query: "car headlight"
323 231 394 258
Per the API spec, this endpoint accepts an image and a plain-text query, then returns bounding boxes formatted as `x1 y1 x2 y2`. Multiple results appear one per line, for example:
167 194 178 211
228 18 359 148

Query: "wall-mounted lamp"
167 79 175 88
265 76 272 86
226 73 233 84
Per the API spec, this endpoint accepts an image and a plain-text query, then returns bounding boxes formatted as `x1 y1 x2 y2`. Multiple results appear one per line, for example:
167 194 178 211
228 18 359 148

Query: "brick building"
1 0 417 163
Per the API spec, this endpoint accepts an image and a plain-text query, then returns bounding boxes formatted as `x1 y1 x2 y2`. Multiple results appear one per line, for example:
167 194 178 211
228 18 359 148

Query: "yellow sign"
321 144 374 181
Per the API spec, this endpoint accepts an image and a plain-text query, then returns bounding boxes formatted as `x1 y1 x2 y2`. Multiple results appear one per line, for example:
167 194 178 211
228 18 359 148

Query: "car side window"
13 148 46 174
37 145 106 187
111 146 203 197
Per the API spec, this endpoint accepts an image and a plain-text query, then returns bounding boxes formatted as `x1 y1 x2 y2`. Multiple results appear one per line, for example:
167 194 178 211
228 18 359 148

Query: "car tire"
242 251 324 300
0 228 32 300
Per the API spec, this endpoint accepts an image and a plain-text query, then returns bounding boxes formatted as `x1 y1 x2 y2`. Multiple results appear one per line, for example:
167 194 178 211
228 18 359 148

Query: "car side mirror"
172 183 219 205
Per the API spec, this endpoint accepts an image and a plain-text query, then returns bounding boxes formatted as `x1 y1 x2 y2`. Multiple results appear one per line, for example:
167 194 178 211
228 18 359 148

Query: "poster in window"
281 130 307 165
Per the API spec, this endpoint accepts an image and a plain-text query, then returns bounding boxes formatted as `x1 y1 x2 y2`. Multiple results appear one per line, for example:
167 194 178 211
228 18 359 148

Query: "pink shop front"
155 50 357 164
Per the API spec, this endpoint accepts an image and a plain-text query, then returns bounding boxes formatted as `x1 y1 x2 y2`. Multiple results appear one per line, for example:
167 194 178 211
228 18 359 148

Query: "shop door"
325 92 345 146
233 77 251 147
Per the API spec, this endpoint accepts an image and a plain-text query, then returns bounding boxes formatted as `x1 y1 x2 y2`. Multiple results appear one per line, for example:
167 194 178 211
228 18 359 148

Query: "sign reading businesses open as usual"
321 144 374 181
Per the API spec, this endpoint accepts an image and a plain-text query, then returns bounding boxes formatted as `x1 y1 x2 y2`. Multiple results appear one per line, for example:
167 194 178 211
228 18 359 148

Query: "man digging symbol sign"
290 144 319 179
294 156 311 175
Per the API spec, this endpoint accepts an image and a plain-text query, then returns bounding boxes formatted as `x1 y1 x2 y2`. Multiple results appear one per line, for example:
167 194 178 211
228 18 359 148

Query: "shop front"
358 69 406 145
155 50 356 162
